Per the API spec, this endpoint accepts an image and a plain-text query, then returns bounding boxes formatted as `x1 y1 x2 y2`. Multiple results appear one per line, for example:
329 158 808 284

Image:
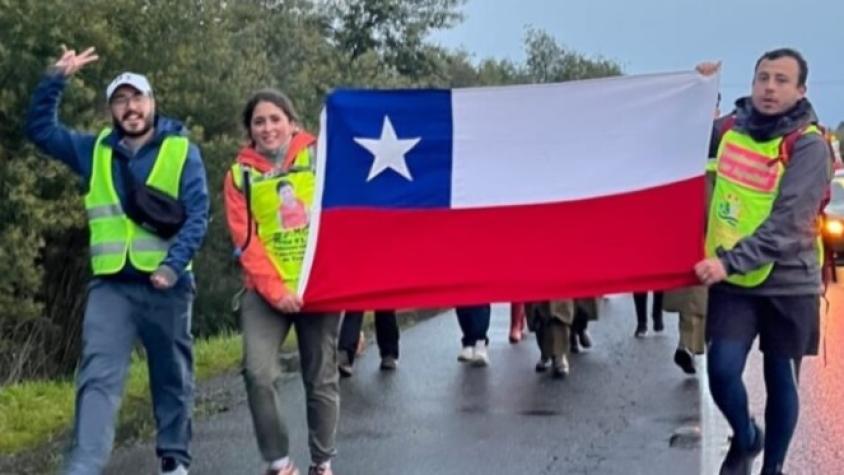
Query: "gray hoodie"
712 97 832 296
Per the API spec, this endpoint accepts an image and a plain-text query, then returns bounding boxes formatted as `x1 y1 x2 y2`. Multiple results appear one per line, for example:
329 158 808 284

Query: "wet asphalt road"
740 281 844 474
107 297 701 474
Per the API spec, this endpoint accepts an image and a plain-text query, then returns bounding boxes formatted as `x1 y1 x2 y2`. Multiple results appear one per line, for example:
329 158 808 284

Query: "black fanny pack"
118 157 186 239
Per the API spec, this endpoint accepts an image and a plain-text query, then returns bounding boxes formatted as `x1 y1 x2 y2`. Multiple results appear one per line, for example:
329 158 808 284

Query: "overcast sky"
432 0 843 125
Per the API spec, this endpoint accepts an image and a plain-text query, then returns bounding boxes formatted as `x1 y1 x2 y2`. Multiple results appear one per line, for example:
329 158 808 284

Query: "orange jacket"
224 132 317 304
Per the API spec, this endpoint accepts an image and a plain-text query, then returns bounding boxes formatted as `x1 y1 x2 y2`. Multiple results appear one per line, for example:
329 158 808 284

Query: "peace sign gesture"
53 45 99 77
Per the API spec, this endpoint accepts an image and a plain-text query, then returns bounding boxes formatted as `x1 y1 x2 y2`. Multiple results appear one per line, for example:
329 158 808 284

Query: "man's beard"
113 114 154 138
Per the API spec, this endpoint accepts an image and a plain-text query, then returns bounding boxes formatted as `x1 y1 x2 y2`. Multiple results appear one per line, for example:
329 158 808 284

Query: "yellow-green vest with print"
85 129 189 275
705 126 821 287
231 148 315 294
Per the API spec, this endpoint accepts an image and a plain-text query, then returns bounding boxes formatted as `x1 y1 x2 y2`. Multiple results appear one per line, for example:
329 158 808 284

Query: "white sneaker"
266 458 300 475
267 463 300 475
552 355 569 378
160 457 188 475
457 346 474 362
471 341 489 367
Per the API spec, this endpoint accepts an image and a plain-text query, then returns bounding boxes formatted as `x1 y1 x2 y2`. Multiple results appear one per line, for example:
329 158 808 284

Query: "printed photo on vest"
248 170 315 294
276 180 309 230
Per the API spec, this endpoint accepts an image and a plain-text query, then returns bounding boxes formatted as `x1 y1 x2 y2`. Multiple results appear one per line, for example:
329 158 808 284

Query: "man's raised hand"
53 45 98 77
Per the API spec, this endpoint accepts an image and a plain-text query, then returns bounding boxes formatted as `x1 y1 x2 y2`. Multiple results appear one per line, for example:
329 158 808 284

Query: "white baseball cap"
105 72 153 101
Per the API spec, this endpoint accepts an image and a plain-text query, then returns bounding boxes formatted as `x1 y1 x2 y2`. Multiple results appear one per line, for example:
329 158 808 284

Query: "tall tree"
524 28 622 83
328 0 465 78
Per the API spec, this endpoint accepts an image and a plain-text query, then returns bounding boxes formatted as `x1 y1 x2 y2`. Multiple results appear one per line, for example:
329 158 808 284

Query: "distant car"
822 173 844 265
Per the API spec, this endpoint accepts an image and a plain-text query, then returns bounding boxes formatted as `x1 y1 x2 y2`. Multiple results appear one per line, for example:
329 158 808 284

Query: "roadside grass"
0 308 437 460
0 330 299 455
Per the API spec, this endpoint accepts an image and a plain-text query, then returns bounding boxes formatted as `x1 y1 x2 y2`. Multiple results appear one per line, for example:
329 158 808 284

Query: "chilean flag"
300 71 720 311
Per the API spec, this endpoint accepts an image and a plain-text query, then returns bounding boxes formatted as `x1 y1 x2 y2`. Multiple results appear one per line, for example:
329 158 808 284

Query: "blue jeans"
708 338 802 471
63 278 194 475
456 305 491 347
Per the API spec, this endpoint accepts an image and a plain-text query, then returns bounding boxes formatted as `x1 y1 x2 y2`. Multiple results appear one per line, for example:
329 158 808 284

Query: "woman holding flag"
224 89 339 475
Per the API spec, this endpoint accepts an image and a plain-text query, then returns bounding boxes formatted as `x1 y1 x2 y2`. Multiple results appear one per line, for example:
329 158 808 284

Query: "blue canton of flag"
322 89 453 209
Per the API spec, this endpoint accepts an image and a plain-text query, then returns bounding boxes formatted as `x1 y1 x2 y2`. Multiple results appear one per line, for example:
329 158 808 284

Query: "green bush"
0 0 621 384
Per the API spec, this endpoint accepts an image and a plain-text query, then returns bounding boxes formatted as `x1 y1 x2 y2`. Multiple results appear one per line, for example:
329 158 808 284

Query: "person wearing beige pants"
526 300 575 378
663 286 707 374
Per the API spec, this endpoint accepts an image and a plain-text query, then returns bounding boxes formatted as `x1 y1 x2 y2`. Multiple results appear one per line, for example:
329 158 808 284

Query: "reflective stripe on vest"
705 126 820 287
231 147 315 294
84 129 190 275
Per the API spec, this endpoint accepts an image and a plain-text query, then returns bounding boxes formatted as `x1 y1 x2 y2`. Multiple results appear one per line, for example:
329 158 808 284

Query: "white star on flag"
354 115 421 182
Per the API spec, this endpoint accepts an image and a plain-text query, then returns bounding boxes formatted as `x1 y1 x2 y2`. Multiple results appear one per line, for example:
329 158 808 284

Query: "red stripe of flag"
303 176 705 311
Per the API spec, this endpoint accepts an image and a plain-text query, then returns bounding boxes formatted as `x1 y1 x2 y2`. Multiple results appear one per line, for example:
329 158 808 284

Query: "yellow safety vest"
84 129 189 275
705 126 821 287
231 147 315 294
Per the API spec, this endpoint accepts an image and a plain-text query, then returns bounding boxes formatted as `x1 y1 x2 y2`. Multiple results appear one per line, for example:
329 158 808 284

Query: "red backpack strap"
818 126 838 167
778 129 803 166
717 114 737 146
778 124 823 166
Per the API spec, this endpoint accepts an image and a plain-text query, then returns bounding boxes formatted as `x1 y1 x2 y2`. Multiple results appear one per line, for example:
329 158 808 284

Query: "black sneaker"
308 463 332 475
634 323 647 338
379 355 398 371
535 357 550 373
674 348 696 375
577 329 593 349
569 331 581 354
719 419 763 475
653 314 664 333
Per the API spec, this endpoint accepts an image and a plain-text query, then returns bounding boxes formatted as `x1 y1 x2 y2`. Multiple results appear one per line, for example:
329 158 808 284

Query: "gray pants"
240 290 340 465
64 278 194 475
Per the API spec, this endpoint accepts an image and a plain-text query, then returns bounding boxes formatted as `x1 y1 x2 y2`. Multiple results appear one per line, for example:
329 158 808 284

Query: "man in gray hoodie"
695 49 832 475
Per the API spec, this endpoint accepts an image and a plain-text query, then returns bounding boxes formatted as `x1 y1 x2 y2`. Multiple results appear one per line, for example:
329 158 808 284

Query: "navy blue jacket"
26 73 209 285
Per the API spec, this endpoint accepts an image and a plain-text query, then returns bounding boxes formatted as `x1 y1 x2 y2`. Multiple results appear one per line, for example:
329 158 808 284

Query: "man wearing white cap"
25 46 209 475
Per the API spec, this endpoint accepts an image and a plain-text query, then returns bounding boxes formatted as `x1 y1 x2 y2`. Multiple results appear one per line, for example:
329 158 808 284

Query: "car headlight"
826 219 844 236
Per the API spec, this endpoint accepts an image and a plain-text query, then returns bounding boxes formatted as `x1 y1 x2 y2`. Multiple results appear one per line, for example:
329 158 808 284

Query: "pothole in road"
519 409 562 417
669 424 702 449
